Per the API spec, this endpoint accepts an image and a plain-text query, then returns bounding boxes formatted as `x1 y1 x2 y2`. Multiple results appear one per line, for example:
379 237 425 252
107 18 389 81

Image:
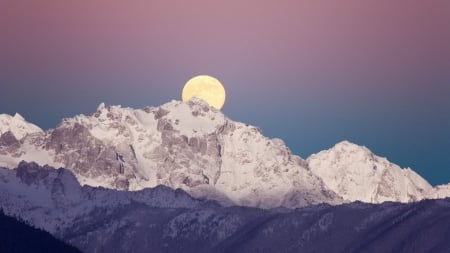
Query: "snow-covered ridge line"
0 113 42 139
307 140 441 203
1 99 449 208
0 161 210 234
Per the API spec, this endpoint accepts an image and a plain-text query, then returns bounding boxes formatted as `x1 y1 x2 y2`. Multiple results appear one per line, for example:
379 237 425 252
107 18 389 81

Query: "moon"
182 75 226 110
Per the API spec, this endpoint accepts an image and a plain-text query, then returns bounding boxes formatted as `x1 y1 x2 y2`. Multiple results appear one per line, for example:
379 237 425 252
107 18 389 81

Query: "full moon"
182 75 226 110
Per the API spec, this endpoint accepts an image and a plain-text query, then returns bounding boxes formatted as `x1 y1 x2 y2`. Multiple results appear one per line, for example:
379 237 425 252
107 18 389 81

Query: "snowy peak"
0 113 42 139
330 140 372 154
158 99 227 136
0 100 340 208
66 99 225 142
96 102 106 111
1 102 448 208
307 141 434 203
13 113 25 121
46 99 231 192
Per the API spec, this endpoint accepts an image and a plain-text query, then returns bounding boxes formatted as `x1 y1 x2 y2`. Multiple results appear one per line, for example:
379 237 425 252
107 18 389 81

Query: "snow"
19 144 62 167
162 99 226 137
434 183 450 199
1 101 449 210
0 155 20 168
0 162 208 235
0 113 43 139
307 141 434 203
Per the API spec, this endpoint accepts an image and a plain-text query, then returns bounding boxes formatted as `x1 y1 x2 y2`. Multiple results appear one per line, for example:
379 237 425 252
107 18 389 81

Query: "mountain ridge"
1 162 450 253
0 99 449 207
307 140 435 203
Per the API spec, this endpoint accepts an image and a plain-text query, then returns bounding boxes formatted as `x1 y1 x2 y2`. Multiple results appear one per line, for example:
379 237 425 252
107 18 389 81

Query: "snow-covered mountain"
435 183 450 199
0 113 42 139
1 162 450 253
0 99 449 207
0 162 208 235
307 141 435 203
0 99 340 208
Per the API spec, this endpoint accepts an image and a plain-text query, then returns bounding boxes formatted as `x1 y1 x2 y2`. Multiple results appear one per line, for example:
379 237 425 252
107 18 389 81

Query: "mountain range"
1 99 450 252
0 162 449 253
1 99 448 208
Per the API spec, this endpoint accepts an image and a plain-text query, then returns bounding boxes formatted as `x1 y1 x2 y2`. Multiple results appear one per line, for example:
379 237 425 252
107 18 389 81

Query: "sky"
1 0 449 185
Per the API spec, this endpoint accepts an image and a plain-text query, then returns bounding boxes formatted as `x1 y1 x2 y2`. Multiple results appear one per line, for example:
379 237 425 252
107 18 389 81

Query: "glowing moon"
182 75 226 110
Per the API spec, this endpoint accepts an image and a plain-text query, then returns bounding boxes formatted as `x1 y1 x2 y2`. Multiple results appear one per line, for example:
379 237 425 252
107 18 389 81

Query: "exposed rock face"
16 161 50 185
0 131 20 147
46 122 132 190
0 131 20 155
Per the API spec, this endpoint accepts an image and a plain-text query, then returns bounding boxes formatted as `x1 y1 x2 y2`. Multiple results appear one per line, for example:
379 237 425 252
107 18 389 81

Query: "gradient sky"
1 0 449 185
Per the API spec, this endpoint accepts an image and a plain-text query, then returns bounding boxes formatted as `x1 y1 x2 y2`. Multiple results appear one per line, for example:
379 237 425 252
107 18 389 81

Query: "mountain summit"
308 141 434 203
0 100 339 208
0 113 42 140
0 100 448 208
